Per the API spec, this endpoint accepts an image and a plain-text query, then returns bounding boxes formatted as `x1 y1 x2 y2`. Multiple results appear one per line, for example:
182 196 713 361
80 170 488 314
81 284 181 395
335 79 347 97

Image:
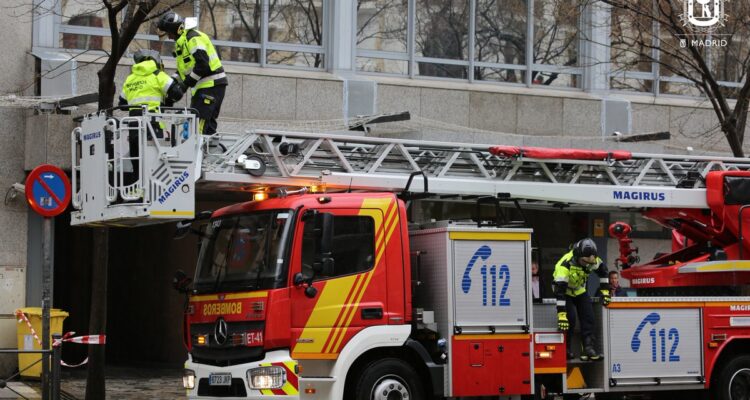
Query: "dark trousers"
190 85 226 135
566 291 594 344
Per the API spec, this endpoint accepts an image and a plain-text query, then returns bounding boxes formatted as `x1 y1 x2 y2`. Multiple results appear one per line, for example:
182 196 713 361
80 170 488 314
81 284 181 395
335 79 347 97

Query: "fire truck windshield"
194 210 293 293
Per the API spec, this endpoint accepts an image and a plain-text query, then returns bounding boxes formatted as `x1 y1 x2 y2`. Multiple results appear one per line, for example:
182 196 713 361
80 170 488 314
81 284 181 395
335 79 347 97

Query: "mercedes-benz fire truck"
71 109 750 400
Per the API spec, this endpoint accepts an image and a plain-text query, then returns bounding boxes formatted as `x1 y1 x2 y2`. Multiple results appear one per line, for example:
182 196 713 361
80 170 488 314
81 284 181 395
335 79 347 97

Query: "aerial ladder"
71 109 750 291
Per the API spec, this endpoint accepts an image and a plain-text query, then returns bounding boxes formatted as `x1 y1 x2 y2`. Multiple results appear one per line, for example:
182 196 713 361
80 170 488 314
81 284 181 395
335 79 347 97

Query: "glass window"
659 81 703 97
610 77 654 93
533 71 579 87
195 211 293 292
60 0 106 50
415 0 469 78
58 0 325 69
474 67 525 84
475 0 526 67
533 0 579 66
199 0 261 43
357 0 408 53
61 14 105 50
357 57 409 74
610 5 653 75
708 0 749 86
301 215 376 280
268 0 324 46
267 50 323 68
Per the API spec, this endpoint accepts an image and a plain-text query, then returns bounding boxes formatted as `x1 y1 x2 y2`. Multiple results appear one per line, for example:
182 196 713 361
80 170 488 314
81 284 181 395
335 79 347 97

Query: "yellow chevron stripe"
331 271 374 353
324 199 389 354
321 200 390 354
297 197 399 358
280 380 298 395
256 362 298 395
284 360 297 373
294 275 359 354
322 274 364 353
330 198 395 353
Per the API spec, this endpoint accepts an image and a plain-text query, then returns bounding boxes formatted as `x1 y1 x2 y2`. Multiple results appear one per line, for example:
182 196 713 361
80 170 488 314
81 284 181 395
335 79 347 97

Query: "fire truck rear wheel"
354 358 425 400
715 355 750 400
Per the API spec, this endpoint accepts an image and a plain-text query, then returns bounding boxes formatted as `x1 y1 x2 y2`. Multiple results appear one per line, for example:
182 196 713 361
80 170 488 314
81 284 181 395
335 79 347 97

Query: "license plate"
209 373 232 386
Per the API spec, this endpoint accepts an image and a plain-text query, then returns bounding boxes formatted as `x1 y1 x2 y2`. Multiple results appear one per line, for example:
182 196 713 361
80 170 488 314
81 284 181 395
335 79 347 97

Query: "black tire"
713 355 750 400
354 358 425 400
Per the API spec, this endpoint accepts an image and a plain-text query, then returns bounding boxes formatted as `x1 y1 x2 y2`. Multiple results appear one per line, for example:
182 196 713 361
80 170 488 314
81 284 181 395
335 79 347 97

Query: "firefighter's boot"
580 336 601 361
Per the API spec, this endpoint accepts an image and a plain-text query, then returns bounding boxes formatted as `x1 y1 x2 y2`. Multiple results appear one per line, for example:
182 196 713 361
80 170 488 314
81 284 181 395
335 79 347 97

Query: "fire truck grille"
190 321 266 367
191 346 265 367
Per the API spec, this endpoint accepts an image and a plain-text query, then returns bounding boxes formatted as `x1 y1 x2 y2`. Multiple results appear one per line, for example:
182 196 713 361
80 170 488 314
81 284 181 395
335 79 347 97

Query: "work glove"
600 289 611 306
557 311 569 331
172 73 188 92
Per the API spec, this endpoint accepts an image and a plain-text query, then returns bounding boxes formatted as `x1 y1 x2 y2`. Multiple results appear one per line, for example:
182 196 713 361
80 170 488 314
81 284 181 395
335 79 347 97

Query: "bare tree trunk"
85 227 108 400
83 1 166 397
97 62 118 110
722 123 745 158
85 61 117 399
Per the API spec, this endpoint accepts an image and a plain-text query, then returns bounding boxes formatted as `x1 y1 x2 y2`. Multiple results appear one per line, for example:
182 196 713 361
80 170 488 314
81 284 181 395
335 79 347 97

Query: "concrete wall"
0 1 34 377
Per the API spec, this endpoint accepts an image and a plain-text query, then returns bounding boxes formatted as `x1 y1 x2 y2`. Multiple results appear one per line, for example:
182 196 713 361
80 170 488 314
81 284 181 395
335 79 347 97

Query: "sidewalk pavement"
0 367 186 400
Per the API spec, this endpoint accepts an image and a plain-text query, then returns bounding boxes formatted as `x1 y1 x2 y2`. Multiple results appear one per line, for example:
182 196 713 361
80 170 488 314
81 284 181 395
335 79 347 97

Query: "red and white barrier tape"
15 310 43 347
15 310 106 367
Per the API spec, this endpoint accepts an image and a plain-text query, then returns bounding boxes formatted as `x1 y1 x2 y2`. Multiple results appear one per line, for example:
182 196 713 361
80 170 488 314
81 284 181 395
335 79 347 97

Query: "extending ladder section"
201 129 750 209
71 113 750 227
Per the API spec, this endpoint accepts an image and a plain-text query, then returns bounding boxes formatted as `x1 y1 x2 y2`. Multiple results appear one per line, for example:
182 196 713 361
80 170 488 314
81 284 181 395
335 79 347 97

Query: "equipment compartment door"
452 238 528 329
450 336 531 396
608 308 703 380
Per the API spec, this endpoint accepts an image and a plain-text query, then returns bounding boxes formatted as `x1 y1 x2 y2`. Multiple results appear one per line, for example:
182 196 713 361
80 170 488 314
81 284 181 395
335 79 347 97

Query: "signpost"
25 165 70 400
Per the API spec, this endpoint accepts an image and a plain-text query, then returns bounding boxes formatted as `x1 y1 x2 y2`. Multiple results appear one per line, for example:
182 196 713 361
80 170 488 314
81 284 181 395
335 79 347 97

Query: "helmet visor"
580 255 597 265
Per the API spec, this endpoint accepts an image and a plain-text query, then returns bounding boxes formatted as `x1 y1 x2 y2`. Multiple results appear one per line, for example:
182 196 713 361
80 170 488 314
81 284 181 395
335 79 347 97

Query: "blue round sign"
25 165 71 217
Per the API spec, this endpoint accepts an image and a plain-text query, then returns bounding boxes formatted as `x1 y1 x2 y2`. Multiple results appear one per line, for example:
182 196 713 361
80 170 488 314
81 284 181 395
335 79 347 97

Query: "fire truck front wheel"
353 358 425 400
714 354 750 400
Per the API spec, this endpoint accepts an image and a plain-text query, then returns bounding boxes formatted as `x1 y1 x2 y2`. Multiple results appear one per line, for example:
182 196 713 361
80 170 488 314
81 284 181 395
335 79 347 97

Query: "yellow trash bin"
15 307 69 378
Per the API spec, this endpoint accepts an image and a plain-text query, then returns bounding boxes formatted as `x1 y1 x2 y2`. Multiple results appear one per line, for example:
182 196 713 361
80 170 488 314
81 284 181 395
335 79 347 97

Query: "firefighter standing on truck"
553 238 611 361
157 11 227 135
118 49 185 185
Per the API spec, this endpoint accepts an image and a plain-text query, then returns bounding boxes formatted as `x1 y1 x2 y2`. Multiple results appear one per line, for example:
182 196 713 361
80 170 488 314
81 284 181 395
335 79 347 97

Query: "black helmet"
133 49 162 67
157 11 184 35
573 238 598 259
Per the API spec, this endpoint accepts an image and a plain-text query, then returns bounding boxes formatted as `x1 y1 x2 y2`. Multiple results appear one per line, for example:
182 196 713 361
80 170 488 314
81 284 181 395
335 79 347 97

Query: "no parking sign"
25 164 71 217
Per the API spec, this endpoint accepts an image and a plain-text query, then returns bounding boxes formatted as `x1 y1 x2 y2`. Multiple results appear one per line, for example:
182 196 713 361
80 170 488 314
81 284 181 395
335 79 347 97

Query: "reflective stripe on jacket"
553 250 603 297
174 29 227 95
121 60 173 111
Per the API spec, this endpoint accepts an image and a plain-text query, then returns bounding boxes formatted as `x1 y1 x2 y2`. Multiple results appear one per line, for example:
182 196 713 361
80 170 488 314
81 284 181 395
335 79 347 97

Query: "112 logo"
461 245 511 307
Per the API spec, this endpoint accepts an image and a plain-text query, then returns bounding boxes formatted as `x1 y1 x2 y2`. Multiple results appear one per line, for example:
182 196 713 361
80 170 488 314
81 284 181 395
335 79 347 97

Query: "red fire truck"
71 110 750 399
